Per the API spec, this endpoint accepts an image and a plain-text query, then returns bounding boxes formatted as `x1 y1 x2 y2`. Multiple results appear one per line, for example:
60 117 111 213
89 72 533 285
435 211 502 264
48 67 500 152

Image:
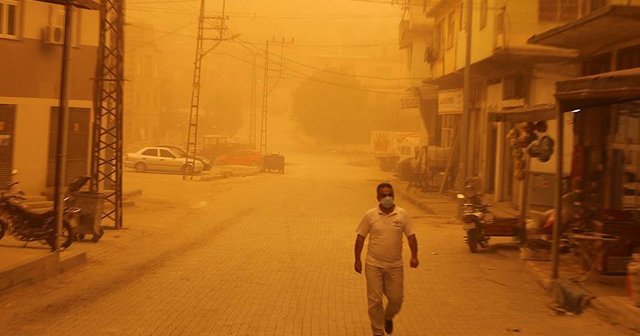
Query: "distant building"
0 1 99 195
124 22 163 149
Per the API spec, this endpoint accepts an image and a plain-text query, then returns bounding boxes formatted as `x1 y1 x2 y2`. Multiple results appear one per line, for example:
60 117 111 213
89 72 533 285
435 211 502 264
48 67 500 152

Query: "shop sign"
438 89 463 114
400 96 420 109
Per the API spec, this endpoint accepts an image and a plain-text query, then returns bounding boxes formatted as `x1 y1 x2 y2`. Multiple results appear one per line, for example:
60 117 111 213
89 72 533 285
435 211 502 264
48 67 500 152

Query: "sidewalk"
394 179 640 335
0 239 86 292
0 165 260 293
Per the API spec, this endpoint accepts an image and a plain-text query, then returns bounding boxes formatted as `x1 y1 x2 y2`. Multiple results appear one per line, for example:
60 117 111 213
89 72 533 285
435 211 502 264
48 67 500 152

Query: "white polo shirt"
356 206 416 268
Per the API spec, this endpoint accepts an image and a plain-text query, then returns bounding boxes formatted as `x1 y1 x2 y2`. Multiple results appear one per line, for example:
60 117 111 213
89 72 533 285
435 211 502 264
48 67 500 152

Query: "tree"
291 70 370 144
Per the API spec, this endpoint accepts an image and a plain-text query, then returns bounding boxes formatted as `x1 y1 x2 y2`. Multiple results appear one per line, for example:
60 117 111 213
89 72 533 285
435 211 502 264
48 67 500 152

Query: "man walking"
354 182 419 335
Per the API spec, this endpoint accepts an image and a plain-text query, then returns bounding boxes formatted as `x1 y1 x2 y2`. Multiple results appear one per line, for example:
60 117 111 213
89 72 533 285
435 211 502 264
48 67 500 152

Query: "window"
496 11 504 35
582 53 611 75
0 0 19 39
142 148 157 156
431 21 443 60
581 0 606 16
446 12 455 49
459 3 464 31
480 0 488 30
159 149 175 158
503 74 526 100
538 0 579 22
617 45 640 71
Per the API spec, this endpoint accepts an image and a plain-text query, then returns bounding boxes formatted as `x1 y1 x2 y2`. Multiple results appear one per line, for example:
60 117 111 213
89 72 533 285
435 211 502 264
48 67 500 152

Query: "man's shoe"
384 319 393 334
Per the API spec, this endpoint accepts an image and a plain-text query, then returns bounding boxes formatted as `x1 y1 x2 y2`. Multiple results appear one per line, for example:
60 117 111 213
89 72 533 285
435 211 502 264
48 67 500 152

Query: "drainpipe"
459 0 473 190
54 0 74 252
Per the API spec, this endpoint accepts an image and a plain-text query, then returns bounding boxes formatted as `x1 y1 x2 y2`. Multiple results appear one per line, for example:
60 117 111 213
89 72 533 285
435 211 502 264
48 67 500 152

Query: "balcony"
399 18 433 49
528 5 640 53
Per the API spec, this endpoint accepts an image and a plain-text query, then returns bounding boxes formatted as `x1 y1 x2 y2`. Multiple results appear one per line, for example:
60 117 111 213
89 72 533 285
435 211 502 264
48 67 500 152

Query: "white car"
125 147 204 174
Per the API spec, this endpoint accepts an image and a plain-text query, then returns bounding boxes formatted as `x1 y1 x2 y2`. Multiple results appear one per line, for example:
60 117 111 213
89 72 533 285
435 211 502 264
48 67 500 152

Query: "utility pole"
249 53 257 148
92 0 125 229
36 0 98 250
53 0 73 251
259 37 293 155
259 40 270 156
459 0 473 191
184 0 232 180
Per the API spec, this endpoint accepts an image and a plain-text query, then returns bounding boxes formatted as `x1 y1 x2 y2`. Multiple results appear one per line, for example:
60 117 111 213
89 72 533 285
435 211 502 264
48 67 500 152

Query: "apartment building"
0 0 99 195
422 0 585 206
124 22 163 148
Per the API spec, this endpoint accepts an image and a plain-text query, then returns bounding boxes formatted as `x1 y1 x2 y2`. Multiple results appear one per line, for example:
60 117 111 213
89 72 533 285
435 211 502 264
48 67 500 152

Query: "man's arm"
354 234 365 274
408 234 419 268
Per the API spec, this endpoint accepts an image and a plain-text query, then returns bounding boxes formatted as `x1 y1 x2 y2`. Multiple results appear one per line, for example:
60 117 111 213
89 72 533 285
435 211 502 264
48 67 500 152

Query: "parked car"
125 147 204 174
214 150 262 166
156 145 212 171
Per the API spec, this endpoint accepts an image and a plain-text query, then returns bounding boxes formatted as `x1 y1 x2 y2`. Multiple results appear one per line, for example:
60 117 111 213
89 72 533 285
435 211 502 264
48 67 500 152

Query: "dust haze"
125 0 412 154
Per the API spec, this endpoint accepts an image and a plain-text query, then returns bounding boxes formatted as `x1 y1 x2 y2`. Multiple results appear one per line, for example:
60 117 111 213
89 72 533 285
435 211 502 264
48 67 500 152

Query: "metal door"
47 108 90 186
0 105 15 187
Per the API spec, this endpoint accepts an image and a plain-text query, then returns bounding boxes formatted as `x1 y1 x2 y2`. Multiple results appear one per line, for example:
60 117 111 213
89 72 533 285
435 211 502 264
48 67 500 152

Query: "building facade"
421 0 584 206
0 1 99 195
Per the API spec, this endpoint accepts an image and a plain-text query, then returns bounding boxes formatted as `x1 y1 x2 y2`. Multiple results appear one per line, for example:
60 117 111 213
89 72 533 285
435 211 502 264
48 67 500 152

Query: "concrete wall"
0 97 92 195
0 0 98 195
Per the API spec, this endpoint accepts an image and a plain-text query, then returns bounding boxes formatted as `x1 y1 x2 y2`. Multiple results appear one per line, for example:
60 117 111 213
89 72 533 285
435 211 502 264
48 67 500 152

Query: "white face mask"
380 196 394 209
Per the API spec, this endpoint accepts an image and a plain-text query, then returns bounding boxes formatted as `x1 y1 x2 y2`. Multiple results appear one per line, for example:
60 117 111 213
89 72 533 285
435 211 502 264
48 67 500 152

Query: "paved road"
0 152 628 335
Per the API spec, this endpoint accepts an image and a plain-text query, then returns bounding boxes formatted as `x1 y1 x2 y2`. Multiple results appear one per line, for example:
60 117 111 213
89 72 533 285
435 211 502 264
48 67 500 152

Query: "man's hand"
354 259 363 274
410 256 419 268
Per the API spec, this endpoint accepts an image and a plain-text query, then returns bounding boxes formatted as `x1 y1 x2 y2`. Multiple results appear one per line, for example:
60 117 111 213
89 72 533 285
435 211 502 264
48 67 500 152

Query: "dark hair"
376 182 394 194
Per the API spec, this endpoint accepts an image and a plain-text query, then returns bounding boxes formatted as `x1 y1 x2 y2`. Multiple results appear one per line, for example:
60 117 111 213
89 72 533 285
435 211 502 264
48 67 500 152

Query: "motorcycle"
458 176 524 253
0 182 80 251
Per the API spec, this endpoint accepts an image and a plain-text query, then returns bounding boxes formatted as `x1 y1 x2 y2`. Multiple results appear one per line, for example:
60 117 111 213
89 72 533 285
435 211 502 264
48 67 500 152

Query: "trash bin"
70 191 105 242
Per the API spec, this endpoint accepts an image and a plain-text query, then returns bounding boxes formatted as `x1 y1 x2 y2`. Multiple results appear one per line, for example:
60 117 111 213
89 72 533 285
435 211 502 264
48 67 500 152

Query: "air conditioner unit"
43 25 64 44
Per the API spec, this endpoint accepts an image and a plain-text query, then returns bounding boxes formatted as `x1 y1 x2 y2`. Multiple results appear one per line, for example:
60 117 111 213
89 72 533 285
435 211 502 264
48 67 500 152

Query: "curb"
200 169 261 182
591 296 640 333
0 250 87 292
395 187 437 215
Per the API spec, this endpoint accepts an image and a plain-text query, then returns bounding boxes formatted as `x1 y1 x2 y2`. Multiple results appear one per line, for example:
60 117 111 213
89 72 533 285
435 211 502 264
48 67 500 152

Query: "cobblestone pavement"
0 152 629 335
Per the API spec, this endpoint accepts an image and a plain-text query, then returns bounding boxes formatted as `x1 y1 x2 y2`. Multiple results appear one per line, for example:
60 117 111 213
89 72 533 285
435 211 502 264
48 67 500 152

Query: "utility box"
70 190 104 242
528 172 556 208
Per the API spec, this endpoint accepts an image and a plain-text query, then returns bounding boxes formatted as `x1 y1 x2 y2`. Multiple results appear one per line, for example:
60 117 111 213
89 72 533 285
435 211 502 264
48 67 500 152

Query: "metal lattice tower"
259 38 292 155
259 41 270 155
249 54 257 148
184 0 206 180
184 0 229 180
91 0 125 229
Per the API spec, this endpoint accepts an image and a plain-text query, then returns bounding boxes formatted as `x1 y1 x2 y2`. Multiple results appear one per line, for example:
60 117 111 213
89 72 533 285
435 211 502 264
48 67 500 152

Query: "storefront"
554 69 640 275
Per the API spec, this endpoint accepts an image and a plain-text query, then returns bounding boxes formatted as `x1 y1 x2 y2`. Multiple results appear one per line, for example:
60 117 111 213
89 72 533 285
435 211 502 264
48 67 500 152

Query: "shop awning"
528 5 640 51
555 68 640 111
489 104 557 123
422 46 577 90
37 0 101 9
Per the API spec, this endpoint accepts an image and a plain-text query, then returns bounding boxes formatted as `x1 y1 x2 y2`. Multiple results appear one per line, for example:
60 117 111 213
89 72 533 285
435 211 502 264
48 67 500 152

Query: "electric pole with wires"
184 0 234 180
249 53 257 148
259 37 293 156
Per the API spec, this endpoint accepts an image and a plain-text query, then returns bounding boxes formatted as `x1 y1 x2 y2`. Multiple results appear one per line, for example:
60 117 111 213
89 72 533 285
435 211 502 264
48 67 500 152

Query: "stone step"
22 200 54 210
24 195 47 203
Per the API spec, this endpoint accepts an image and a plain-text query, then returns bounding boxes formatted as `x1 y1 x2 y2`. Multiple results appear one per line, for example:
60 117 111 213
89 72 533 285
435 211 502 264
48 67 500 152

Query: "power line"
214 51 410 96
232 38 422 81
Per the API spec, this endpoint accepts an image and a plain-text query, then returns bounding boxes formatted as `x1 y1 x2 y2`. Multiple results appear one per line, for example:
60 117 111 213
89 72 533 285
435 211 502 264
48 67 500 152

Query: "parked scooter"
0 181 80 251
458 176 524 253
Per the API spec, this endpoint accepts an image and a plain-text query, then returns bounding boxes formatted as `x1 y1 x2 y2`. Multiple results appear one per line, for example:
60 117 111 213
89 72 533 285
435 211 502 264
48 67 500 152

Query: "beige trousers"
365 264 404 336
